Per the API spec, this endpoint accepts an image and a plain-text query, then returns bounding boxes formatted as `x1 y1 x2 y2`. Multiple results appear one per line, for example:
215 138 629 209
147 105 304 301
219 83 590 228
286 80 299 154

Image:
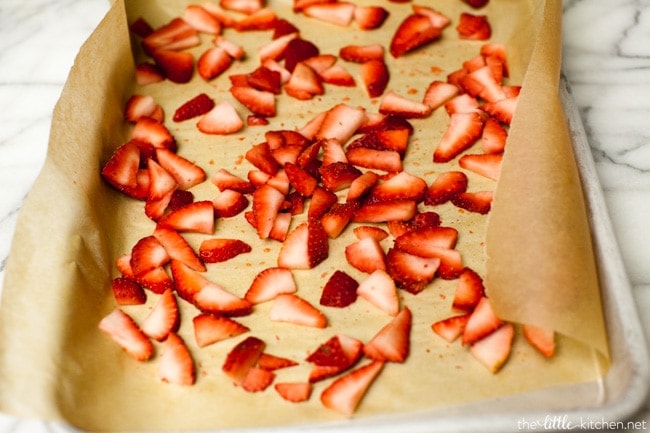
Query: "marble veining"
1 0 649 431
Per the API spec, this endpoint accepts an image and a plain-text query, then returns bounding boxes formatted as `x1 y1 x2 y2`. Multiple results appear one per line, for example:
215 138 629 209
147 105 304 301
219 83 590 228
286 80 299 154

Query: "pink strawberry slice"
215 36 246 60
246 141 280 175
111 277 147 305
284 162 318 197
363 306 412 363
183 4 222 34
234 7 278 32
352 199 418 223
320 64 356 87
99 308 154 361
469 323 514 373
173 93 215 122
522 324 555 357
316 103 367 143
431 314 471 343
319 162 362 192
459 153 503 181
101 141 141 194
257 352 299 371
211 168 255 193
321 137 348 166
274 382 312 402
278 218 329 269
192 313 249 348
360 59 390 98
456 12 492 41
379 91 432 119
433 111 484 162
356 269 399 316
302 2 356 26
413 5 451 28
153 226 206 272
130 235 170 277
269 293 327 328
131 117 176 151
136 266 174 295
460 65 506 103
135 62 165 85
307 187 338 219
155 148 206 190
422 80 459 110
157 200 215 234
369 171 427 202
319 270 359 308
444 93 481 115
451 190 493 214
389 13 442 58
244 267 297 304
385 248 440 294
230 85 276 117
353 6 389 30
146 158 177 201
352 225 388 241
339 43 385 63
393 226 459 253
169 259 207 302
424 171 468 205
158 332 196 386
197 101 244 135
320 360 384 416
141 288 180 341
345 237 386 274
252 183 286 239
151 49 195 84
193 280 253 317
481 95 518 125
320 201 359 239
284 62 324 100
124 94 160 123
346 171 379 201
222 336 266 385
452 267 485 312
481 117 508 154
197 46 233 80
241 366 275 392
142 17 200 54
461 296 503 345
212 189 249 218
480 43 510 78
246 65 283 94
258 32 299 63
198 238 252 263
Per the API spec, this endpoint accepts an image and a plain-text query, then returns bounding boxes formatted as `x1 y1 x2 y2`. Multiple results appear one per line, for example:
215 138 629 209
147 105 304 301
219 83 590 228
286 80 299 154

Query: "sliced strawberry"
352 199 417 223
151 49 195 84
346 171 379 201
230 85 276 117
98 308 154 361
320 64 356 87
481 94 518 125
316 103 367 143
320 201 358 238
251 184 285 239
130 235 170 277
459 153 502 181
360 59 390 98
258 32 299 63
173 93 215 122
277 218 329 269
412 5 451 28
153 226 205 272
522 324 555 357
283 38 320 72
481 117 508 154
431 314 470 343
389 13 442 58
302 2 356 26
198 238 251 263
318 162 362 192
220 0 264 14
129 17 154 38
345 237 386 274
212 189 249 218
469 323 514 373
363 306 411 362
246 142 280 175
193 313 249 347
456 13 491 41
111 277 147 305
285 162 318 197
193 280 253 316
481 43 509 78
272 18 300 39
135 62 165 85
347 147 403 173
433 112 484 162
461 296 503 345
444 93 481 115
257 352 299 371
241 366 275 392
451 190 493 214
147 158 177 201
183 4 222 34
269 293 327 328
157 200 215 234
222 336 266 385
354 6 389 30
460 66 506 103
245 267 297 304
141 289 180 341
136 266 174 295
352 225 388 241
339 43 384 63
246 65 283 94
307 186 338 218
320 360 384 416
356 269 399 316
101 141 141 195
306 334 362 369
379 91 432 118
131 117 176 151
214 35 246 60
424 171 468 205
369 171 427 203
319 270 358 308
197 101 244 135
155 148 206 190
385 248 440 294
394 226 458 253
211 169 255 193
167 189 194 212
452 267 485 312
422 80 459 110
124 94 161 123
285 62 324 100
302 53 336 74
142 18 200 53
320 138 348 166
234 7 278 31
274 382 312 402
197 46 233 80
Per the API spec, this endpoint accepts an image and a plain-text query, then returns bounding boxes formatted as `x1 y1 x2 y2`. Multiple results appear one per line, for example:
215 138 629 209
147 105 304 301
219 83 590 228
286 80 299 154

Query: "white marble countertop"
0 0 648 432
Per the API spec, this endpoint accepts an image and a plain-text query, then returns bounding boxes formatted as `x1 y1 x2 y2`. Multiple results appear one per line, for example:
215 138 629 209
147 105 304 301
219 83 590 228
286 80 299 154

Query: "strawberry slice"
461 296 503 345
389 13 442 58
234 7 278 31
257 352 299 371
353 6 389 30
269 293 327 328
198 238 252 263
356 269 399 316
135 62 165 85
157 200 215 234
168 189 194 212
318 162 362 192
431 314 470 343
101 141 141 195
170 259 209 303
130 235 170 277
277 218 329 269
245 267 297 303
346 171 379 201
99 309 154 361
211 168 255 193
283 38 320 72
452 267 485 312
433 111 484 162
319 270 359 308
316 103 367 143
352 199 417 223
363 306 411 363
158 332 196 386
212 189 249 218
183 4 222 34
274 382 312 402
456 13 492 41
346 147 403 173
321 137 348 166
131 117 176 151
241 366 275 392
481 117 508 154
412 5 451 28
197 101 244 135
360 59 390 98
320 360 384 416
111 277 147 305
352 225 388 241
215 36 246 60
142 17 200 54
197 46 233 80
460 66 506 103
222 336 266 385
124 94 162 123
173 93 215 122
444 93 481 115
459 153 503 181
302 2 356 26
194 280 253 317
481 95 518 125
151 49 195 84
379 91 432 118
284 162 318 197
345 237 386 274
369 171 427 202
320 64 356 87
193 313 249 347
307 187 338 218
339 43 384 63
422 80 459 111
129 17 153 38
141 289 180 341
155 148 206 190
246 65 283 93
146 158 177 201
469 323 514 373
153 226 205 272
252 184 286 239
246 142 280 175
221 0 264 14
522 324 555 357
385 248 440 294
271 18 300 39
136 266 174 295
424 171 468 205
285 62 324 100
451 190 493 214
230 85 276 117
393 226 458 253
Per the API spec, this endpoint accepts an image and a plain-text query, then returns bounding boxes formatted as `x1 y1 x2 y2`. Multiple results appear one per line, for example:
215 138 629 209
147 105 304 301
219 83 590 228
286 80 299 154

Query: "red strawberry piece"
306 334 361 368
451 190 493 214
230 85 276 117
360 59 390 98
135 62 165 85
220 0 264 14
321 201 359 238
425 171 468 205
167 189 194 212
211 168 255 193
112 277 146 306
245 267 297 304
356 269 399 316
481 95 518 125
272 18 300 39
101 141 141 194
214 36 246 59
129 16 154 38
394 226 458 252
222 336 266 385
303 53 337 74
158 332 195 386
271 144 303 166
153 226 205 272
461 296 503 345
463 0 490 7
320 64 356 87
460 66 506 103
277 218 329 269
285 162 318 197
292 0 335 12
431 314 470 343
307 186 337 219
352 225 388 241
386 248 440 293
197 100 243 135
198 238 251 263
352 200 417 223
274 382 312 402
147 158 177 201
318 162 362 192
234 7 278 31
246 66 283 94
469 323 514 373
131 117 176 152
257 353 299 371
320 360 384 416
452 267 485 312
316 103 367 143
98 309 153 361
302 2 356 26
130 235 170 277
422 80 459 110
456 13 491 41
141 289 180 341
369 171 427 202
319 270 359 308
168 259 203 302
269 293 327 328
348 129 410 157
136 266 174 295
155 148 206 190
411 211 442 229
433 111 484 163
151 49 195 84
444 94 480 116
197 46 233 80
363 306 411 363
124 94 161 123
241 367 275 392
354 6 389 30
481 43 509 78
412 5 451 28
173 93 215 122
522 324 555 357
339 43 384 63
283 38 320 72
379 91 432 118
459 153 503 181
346 171 379 201
193 313 249 348
142 18 200 54
348 147 403 173
258 32 299 63
285 62 324 100
345 237 386 274
481 117 508 154
194 280 253 317
252 184 285 239
212 189 249 218
158 200 215 234
320 138 347 166
183 4 222 34
389 13 442 58
246 142 280 175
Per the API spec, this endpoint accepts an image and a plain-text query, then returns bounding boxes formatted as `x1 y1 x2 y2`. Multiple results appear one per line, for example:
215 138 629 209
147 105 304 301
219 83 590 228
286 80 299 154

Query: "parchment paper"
0 0 609 431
